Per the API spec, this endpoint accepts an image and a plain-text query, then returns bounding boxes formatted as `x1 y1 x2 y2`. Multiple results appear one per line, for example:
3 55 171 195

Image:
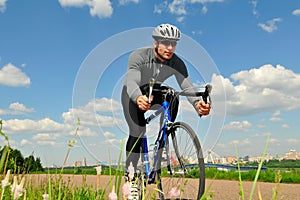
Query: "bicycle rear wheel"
157 121 205 200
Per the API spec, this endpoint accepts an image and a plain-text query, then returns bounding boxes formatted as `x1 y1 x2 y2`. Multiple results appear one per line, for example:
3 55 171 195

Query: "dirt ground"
26 174 300 199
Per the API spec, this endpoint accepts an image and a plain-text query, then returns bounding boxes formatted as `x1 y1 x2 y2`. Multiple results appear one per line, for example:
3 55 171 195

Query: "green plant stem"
249 135 270 200
235 145 245 200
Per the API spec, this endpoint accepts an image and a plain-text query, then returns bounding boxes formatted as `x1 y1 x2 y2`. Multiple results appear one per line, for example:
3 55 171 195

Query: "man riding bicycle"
121 23 211 180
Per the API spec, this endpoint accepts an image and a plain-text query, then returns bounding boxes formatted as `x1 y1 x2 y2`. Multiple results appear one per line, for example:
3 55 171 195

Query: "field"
25 174 300 199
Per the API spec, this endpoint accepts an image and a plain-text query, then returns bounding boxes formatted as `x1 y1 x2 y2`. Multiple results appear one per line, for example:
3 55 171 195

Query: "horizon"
0 0 299 167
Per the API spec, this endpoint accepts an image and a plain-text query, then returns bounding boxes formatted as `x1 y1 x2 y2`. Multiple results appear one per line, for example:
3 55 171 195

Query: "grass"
1 119 299 199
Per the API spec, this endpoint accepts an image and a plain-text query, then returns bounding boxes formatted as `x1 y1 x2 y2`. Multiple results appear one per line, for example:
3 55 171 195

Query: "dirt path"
26 174 300 199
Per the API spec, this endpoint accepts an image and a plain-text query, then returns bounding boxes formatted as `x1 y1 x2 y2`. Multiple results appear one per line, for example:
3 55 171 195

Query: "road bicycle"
127 81 212 200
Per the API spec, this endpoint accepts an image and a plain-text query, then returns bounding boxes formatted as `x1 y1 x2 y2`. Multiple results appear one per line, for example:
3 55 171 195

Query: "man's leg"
122 86 147 171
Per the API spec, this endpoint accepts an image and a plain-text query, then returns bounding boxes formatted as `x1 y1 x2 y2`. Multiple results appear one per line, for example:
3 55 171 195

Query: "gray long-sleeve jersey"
123 47 200 107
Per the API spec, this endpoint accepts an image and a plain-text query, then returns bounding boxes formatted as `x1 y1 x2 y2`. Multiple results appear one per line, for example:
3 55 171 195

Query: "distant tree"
7 148 24 173
34 157 44 171
0 146 44 173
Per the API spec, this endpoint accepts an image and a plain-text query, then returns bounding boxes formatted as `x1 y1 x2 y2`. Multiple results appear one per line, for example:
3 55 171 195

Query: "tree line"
0 146 44 174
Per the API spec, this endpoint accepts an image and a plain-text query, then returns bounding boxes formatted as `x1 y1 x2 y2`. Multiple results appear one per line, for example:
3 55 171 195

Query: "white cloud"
176 16 185 23
154 1 168 14
272 110 280 117
212 64 300 116
154 0 224 16
0 63 30 87
258 18 282 33
33 133 57 141
190 0 224 3
103 131 116 138
0 0 7 13
3 118 68 135
269 117 283 122
58 0 87 7
292 9 300 16
168 0 187 15
281 124 289 129
77 127 97 137
0 102 34 115
62 97 124 130
119 0 139 5
58 0 113 19
201 5 208 14
251 0 259 17
20 139 32 146
89 0 113 19
223 121 252 132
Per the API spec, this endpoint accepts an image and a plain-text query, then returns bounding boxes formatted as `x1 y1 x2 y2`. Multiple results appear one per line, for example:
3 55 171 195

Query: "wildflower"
95 165 102 175
108 185 117 200
42 193 49 200
128 162 135 180
168 187 180 198
11 176 25 200
122 182 131 197
1 170 11 190
95 165 102 191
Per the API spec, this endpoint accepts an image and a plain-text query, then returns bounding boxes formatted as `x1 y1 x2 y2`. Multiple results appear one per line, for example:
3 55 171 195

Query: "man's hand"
136 95 152 111
195 100 211 116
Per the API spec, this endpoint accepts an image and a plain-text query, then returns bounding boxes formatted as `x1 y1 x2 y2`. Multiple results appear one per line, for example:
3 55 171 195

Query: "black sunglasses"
159 40 177 47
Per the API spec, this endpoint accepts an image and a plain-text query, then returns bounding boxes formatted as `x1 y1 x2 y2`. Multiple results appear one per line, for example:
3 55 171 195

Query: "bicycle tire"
157 121 205 200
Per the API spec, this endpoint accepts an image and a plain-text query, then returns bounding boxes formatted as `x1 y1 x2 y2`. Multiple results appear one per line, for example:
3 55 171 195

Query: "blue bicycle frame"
142 100 171 184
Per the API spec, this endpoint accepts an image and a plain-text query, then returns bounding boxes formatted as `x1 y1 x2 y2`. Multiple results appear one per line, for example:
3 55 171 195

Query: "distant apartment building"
226 156 237 164
285 149 300 160
74 157 87 167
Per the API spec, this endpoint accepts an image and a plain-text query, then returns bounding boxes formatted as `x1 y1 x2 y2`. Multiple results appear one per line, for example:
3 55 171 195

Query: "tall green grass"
0 119 298 199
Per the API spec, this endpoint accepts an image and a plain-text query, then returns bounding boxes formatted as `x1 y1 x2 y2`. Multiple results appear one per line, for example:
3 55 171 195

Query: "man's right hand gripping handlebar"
136 78 155 111
195 84 212 117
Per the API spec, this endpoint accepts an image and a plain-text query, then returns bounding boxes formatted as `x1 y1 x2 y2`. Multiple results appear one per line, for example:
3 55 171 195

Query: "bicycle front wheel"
158 121 205 200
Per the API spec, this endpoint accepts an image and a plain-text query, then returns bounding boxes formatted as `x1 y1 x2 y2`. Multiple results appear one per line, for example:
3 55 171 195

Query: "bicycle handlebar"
151 84 212 104
178 84 212 104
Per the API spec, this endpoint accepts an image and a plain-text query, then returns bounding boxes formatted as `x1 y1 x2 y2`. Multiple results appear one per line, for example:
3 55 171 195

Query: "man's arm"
177 75 211 116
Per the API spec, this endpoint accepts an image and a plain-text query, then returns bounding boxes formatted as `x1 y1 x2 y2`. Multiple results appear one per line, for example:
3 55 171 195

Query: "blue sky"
1 0 300 167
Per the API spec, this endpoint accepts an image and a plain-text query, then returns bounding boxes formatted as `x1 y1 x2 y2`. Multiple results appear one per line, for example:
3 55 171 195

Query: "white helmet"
152 24 181 41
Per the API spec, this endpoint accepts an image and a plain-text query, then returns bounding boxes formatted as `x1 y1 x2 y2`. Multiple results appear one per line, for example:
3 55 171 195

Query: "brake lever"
199 84 212 117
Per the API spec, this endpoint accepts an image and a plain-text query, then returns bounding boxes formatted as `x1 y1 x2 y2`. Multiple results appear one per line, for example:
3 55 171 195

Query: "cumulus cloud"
0 63 31 87
0 0 6 12
3 118 68 134
119 0 139 5
154 1 168 14
168 0 187 15
292 9 300 16
212 64 300 116
33 133 59 141
58 0 113 19
223 121 252 132
0 102 34 115
269 117 283 122
20 139 32 146
154 0 224 18
281 124 289 129
103 131 116 138
258 18 282 33
62 97 124 129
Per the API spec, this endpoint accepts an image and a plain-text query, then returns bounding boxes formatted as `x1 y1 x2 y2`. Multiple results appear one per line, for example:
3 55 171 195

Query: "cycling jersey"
123 47 199 106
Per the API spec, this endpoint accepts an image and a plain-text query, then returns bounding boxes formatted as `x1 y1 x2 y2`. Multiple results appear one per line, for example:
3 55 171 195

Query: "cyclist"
121 23 211 179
